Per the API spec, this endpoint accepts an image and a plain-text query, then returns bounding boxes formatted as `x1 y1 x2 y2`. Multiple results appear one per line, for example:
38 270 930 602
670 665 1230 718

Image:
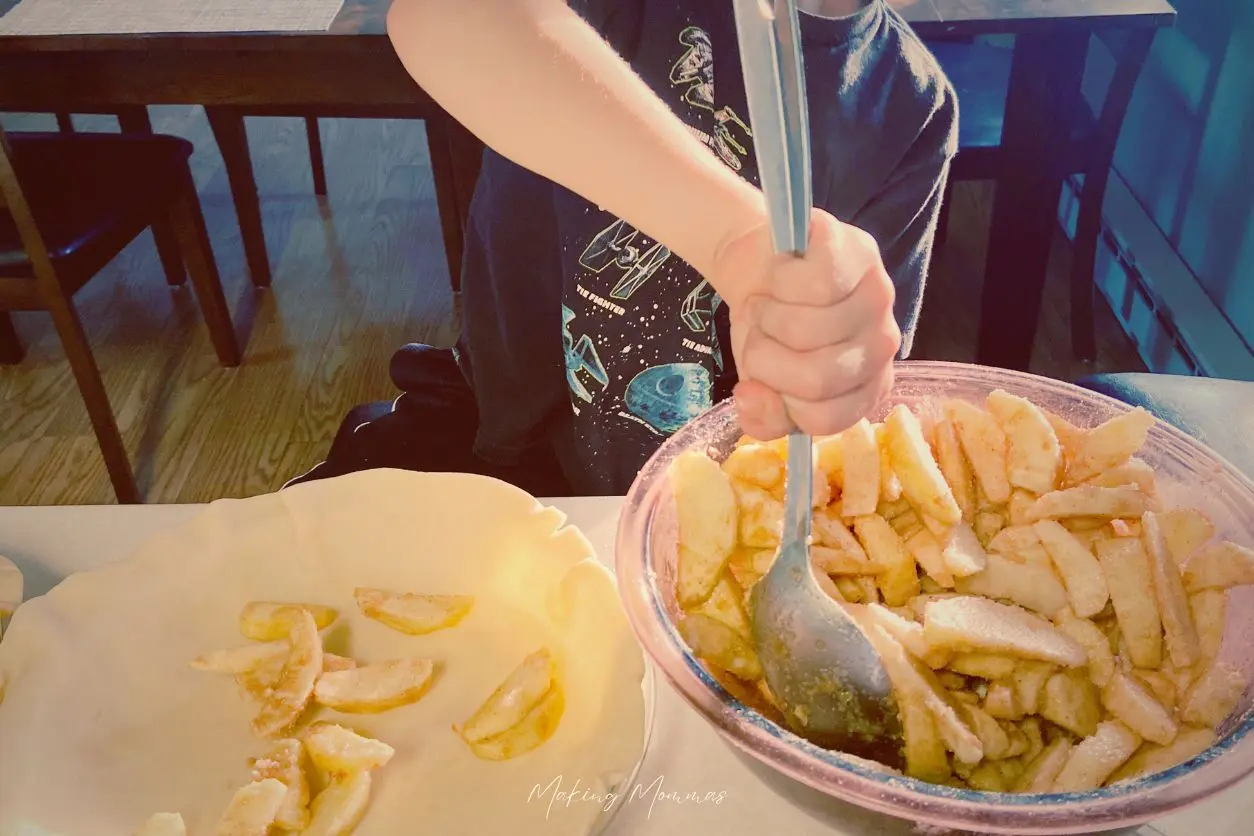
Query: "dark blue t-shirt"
455 0 957 495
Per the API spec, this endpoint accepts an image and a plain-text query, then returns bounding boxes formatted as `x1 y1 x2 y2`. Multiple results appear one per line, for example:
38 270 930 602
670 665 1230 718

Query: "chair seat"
927 41 1095 179
1076 372 1254 480
0 132 194 278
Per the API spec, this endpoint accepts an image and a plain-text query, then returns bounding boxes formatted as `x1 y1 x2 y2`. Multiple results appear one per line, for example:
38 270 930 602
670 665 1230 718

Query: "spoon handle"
733 0 811 255
733 0 814 544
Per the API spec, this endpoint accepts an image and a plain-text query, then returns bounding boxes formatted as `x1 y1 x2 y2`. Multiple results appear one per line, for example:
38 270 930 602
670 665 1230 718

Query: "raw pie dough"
0 470 647 836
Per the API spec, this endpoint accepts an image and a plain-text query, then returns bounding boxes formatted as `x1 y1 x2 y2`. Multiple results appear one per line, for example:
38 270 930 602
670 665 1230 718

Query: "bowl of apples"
616 361 1254 834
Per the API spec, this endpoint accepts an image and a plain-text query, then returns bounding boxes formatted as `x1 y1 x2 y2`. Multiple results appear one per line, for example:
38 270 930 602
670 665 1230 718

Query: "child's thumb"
733 380 792 442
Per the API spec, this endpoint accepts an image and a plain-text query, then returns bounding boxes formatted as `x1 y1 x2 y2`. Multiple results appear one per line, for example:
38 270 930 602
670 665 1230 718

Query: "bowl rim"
615 361 1254 834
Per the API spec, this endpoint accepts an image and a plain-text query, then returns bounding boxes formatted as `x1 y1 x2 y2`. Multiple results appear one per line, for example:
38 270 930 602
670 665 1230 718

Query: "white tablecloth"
0 0 345 36
0 500 1248 836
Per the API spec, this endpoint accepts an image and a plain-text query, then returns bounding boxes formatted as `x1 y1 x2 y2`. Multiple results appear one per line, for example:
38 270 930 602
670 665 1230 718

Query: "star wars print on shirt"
558 23 754 482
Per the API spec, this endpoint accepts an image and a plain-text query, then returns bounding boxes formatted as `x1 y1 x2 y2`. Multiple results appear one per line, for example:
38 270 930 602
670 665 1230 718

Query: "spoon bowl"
749 432 904 763
750 533 905 765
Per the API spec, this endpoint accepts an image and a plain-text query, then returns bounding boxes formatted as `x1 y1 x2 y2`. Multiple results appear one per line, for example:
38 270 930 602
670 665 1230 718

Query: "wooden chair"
53 106 479 300
929 30 1157 362
0 126 240 503
54 109 323 195
43 107 191 289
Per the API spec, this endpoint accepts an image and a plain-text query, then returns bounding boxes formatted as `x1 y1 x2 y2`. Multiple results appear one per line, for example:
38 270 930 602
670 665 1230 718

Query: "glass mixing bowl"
615 361 1254 835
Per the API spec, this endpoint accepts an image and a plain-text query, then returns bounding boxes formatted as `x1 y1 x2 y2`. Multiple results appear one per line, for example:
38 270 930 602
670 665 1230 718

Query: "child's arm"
386 0 761 282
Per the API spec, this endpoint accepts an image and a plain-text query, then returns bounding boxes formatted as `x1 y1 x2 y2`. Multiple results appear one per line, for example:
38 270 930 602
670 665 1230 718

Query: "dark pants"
285 345 573 496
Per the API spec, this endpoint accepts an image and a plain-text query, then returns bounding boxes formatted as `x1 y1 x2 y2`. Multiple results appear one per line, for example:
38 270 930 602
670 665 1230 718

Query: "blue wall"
1106 0 1254 357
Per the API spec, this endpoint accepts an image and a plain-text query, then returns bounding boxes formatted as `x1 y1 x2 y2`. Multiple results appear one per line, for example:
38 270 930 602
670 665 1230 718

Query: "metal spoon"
733 0 903 766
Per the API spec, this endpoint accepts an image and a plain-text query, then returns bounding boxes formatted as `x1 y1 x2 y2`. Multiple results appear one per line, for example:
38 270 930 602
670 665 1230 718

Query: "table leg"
205 105 272 288
447 117 484 221
116 106 187 288
305 116 328 197
975 32 1090 371
426 115 467 295
0 311 25 365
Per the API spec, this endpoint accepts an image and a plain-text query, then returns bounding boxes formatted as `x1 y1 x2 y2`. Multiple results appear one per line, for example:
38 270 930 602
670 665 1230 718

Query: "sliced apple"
238 601 338 641
466 685 566 761
1182 541 1254 593
935 417 976 522
923 596 1086 667
986 389 1062 495
238 653 356 703
1051 721 1141 792
695 572 752 638
1180 661 1246 727
1109 726 1216 784
303 771 372 836
252 609 323 738
884 405 962 525
454 648 555 744
1158 508 1214 567
216 778 288 836
235 656 286 702
1065 407 1154 485
354 587 474 635
946 400 1012 505
678 611 763 680
191 640 289 674
303 723 396 774
1142 511 1200 668
323 653 357 673
248 739 310 831
1016 738 1073 792
671 449 739 605
1033 520 1109 618
839 419 881 517
314 658 435 713
1102 671 1178 747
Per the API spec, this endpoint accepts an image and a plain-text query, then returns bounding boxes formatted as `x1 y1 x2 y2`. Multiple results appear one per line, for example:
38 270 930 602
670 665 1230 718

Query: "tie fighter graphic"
577 219 672 301
562 305 609 403
670 26 714 111
680 279 721 332
712 107 752 171
681 280 725 373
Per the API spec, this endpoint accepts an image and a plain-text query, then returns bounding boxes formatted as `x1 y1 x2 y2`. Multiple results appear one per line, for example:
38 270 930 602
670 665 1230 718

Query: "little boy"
286 0 956 496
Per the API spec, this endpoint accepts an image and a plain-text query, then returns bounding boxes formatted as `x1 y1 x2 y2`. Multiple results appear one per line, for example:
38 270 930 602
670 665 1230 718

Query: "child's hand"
714 208 901 442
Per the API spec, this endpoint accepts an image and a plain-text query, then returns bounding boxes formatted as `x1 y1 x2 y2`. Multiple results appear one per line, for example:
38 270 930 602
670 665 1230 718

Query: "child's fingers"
739 317 900 406
782 364 895 438
769 215 878 307
755 275 892 353
734 367 895 444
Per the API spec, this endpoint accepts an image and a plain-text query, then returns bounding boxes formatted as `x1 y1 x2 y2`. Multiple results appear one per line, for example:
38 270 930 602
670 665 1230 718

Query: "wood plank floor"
0 107 1143 505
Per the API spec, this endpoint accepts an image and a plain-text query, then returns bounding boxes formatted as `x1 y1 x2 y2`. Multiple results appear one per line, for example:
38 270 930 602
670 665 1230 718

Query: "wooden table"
0 0 482 292
0 0 1175 370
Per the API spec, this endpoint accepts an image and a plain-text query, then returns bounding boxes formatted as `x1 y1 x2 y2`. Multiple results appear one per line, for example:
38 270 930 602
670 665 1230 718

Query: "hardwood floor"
0 108 1142 505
